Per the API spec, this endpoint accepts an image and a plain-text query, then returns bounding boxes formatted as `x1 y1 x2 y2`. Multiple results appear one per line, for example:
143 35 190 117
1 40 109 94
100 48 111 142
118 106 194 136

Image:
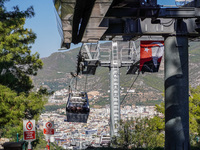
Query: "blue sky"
5 0 175 58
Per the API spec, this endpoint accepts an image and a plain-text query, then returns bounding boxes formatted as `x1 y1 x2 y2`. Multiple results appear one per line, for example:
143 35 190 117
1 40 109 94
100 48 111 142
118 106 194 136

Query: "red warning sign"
43 121 54 135
23 120 36 141
26 121 33 130
24 131 36 140
46 122 52 129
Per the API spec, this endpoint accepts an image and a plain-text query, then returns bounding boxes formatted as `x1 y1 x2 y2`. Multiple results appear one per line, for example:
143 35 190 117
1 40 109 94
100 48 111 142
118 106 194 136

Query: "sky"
5 0 176 58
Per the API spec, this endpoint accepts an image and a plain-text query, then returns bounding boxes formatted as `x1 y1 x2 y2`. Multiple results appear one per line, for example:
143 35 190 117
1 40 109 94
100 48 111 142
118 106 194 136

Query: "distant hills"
32 42 200 106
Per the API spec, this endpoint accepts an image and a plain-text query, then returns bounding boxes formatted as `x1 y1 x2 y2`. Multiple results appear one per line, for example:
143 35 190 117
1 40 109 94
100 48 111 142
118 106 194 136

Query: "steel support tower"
99 40 139 137
109 41 121 137
78 41 139 137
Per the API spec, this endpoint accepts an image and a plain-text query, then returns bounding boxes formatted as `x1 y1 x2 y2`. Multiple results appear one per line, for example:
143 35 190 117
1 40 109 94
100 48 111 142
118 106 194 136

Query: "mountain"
32 42 200 106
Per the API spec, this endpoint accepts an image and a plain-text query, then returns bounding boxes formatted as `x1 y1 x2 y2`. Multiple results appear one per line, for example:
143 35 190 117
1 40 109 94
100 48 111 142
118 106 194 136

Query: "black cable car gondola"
66 91 90 123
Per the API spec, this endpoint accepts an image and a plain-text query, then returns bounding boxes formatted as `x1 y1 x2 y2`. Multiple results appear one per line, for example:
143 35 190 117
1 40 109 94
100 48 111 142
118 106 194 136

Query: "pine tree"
0 0 43 93
0 84 48 140
0 0 49 141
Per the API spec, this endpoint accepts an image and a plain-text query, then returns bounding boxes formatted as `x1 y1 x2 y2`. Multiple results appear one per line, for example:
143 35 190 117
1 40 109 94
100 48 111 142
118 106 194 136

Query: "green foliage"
113 116 165 149
0 85 47 140
0 85 26 138
189 86 200 146
155 102 165 114
37 86 54 96
0 0 43 93
142 75 164 92
0 1 51 147
25 91 48 120
0 1 50 142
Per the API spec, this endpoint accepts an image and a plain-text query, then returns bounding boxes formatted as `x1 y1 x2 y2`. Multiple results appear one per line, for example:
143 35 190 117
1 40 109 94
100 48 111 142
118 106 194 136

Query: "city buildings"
38 98 158 149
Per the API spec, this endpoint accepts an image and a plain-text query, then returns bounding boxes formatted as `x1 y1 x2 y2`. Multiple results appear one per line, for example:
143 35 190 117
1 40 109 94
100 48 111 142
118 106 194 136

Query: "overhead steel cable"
53 8 63 38
120 72 140 105
84 74 88 93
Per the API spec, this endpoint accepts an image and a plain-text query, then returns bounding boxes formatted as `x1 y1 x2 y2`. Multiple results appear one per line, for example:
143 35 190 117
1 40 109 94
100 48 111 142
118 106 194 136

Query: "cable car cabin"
66 92 90 123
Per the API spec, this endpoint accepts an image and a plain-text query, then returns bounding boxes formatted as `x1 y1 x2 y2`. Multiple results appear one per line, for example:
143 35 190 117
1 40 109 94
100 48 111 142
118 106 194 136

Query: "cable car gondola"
66 91 90 123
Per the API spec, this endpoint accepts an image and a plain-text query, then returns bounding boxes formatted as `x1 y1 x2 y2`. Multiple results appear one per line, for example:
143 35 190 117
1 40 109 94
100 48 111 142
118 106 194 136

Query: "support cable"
121 72 140 105
53 8 63 38
75 77 78 92
84 74 88 92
